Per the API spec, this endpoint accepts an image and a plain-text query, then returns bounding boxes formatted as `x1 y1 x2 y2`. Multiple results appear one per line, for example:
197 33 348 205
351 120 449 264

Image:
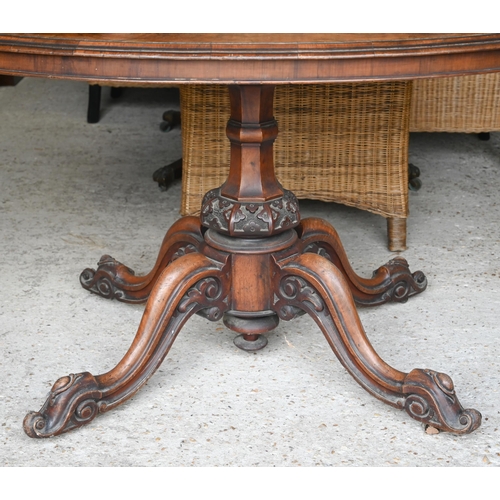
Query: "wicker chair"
180 83 413 251
410 73 500 133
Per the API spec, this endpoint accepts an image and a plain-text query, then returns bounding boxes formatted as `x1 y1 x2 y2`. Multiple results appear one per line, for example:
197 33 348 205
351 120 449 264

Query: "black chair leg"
110 87 123 99
87 84 102 123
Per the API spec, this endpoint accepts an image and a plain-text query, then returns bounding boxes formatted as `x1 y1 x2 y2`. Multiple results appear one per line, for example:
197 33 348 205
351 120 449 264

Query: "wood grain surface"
1 33 500 84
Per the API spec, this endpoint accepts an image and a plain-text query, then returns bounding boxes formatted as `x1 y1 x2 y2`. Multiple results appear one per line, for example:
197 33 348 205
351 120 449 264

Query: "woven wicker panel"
180 83 411 219
410 73 500 132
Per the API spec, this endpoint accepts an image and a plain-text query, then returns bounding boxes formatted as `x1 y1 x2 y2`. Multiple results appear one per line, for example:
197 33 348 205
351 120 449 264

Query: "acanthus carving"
179 276 229 322
201 187 300 237
171 244 197 262
274 275 324 321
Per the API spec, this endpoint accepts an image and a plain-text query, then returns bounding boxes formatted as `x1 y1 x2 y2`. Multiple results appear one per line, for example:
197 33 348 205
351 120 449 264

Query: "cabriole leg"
24 252 230 437
298 217 427 307
80 216 204 303
272 252 481 434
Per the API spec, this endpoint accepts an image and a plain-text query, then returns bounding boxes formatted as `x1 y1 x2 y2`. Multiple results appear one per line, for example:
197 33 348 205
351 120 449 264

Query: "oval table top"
1 33 500 84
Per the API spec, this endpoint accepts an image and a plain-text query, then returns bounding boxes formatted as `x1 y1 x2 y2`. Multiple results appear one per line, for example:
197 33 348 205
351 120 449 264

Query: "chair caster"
409 163 422 191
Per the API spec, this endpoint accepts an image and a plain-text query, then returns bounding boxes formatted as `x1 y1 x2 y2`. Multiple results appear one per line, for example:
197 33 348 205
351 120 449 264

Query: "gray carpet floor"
1 77 499 466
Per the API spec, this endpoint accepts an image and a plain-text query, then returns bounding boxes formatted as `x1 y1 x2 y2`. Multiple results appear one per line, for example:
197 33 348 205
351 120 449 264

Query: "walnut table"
1 34 499 438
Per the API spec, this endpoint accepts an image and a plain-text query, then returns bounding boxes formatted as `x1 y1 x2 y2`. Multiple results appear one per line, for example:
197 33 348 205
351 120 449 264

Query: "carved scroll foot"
25 252 230 438
368 256 427 306
80 216 204 303
273 252 480 434
402 369 481 434
23 372 101 438
80 254 136 301
299 217 427 306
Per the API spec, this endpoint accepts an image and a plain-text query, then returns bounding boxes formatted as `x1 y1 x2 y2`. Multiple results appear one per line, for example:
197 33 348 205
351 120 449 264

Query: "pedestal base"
24 216 480 437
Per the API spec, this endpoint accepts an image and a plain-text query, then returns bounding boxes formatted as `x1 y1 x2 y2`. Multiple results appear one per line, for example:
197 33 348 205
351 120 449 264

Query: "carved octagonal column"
201 85 300 238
